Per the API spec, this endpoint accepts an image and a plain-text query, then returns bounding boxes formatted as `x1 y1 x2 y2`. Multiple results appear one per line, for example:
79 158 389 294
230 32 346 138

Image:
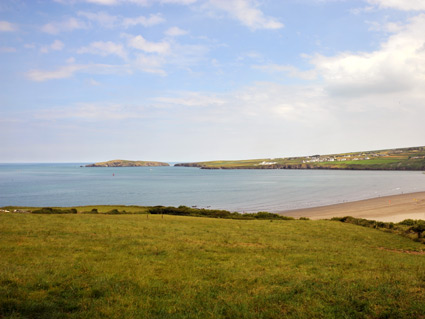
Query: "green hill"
175 146 425 170
86 159 169 167
1 212 424 318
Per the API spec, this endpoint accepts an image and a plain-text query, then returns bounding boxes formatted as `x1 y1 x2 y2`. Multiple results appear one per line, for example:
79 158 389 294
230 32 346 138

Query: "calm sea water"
0 163 424 212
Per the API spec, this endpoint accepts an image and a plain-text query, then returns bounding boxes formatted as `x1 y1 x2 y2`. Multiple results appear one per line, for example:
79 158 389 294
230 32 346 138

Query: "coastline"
281 191 425 222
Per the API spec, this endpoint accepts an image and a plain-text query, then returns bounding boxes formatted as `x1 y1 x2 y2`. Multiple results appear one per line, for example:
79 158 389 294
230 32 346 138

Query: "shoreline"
2 192 425 223
280 191 425 222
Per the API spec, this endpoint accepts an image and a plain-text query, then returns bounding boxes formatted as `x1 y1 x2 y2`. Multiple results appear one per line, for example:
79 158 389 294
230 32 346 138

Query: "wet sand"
281 191 425 222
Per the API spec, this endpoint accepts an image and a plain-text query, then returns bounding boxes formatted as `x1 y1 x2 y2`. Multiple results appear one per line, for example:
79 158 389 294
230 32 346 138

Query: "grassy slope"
1 214 425 318
175 146 425 170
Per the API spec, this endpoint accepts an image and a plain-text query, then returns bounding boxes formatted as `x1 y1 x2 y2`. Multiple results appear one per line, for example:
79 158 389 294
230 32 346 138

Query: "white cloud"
122 13 165 28
26 63 130 81
126 34 208 72
88 78 101 86
26 31 209 80
127 0 149 4
146 12 425 147
126 34 170 54
41 17 87 34
228 83 327 123
51 40 65 51
77 11 164 29
27 65 86 81
0 47 17 53
150 82 329 126
77 41 127 59
85 0 119 5
161 0 197 4
237 51 263 61
166 42 209 67
24 44 36 49
206 0 283 30
350 6 375 15
253 64 317 80
0 21 17 32
165 26 188 36
35 103 148 121
78 11 118 28
154 92 225 107
133 53 166 75
55 1 281 31
366 0 425 11
55 0 194 5
366 20 403 33
310 14 425 98
40 40 65 53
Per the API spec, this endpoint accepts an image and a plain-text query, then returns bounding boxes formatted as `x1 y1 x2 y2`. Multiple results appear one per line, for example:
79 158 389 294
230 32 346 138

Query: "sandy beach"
281 191 425 222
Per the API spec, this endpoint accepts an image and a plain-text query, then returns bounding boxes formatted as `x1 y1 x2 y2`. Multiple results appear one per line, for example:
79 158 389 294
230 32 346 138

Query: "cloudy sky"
1 0 424 162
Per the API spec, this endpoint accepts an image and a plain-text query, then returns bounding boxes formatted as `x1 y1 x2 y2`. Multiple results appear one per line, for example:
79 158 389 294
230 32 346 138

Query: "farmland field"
1 213 424 318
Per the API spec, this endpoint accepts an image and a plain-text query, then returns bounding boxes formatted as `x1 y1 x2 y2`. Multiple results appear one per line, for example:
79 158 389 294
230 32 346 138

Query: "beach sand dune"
282 192 425 222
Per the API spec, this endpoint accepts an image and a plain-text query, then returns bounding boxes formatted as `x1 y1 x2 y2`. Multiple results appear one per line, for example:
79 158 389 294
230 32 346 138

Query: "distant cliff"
86 160 169 167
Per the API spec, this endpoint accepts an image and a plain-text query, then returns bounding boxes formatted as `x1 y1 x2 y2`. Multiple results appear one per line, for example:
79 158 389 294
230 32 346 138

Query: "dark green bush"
409 222 425 238
106 209 120 214
148 206 293 220
399 219 416 226
32 207 77 214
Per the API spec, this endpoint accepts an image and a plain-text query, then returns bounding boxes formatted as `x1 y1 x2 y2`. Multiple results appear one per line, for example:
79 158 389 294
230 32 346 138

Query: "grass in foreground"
1 213 425 318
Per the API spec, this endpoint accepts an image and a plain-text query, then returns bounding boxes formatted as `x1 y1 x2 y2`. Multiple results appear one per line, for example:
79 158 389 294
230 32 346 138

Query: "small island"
85 160 169 167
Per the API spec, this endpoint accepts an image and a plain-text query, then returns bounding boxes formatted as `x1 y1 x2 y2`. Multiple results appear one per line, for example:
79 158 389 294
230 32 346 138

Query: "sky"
1 0 425 162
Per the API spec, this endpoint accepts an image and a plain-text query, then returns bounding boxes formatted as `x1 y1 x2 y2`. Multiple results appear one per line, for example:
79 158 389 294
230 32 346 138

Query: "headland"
175 146 425 170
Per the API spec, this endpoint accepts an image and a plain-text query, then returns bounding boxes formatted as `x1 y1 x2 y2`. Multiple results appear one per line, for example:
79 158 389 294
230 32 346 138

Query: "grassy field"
1 213 425 318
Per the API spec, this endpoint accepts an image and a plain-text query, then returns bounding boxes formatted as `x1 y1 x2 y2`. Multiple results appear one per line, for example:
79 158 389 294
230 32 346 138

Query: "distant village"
302 154 373 164
251 148 424 166
255 154 377 166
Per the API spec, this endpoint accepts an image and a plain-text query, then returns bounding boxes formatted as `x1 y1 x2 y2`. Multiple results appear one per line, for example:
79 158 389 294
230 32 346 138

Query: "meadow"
1 213 425 318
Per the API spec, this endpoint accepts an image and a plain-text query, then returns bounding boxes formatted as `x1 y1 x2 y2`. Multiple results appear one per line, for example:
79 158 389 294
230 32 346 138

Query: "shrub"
106 209 120 214
148 206 294 220
32 207 77 214
409 222 425 238
399 219 416 226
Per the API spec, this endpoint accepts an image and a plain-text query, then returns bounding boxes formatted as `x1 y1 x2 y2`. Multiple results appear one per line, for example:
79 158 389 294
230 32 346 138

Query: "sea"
1 163 424 213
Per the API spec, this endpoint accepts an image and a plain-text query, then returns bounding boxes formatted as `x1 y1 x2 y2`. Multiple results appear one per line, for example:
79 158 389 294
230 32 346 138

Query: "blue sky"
1 0 425 162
